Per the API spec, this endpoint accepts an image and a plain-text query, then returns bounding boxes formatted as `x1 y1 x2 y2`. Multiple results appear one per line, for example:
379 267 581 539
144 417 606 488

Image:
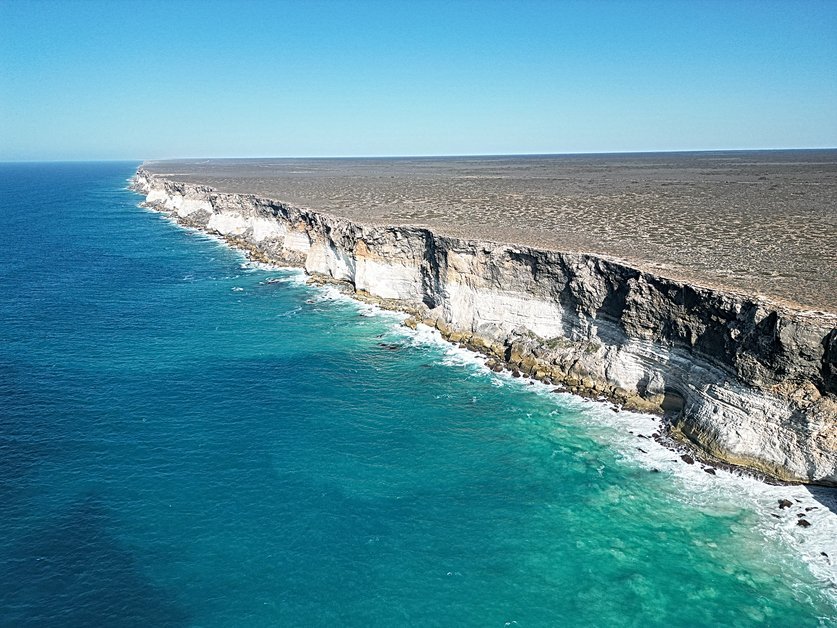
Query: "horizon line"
3 146 837 164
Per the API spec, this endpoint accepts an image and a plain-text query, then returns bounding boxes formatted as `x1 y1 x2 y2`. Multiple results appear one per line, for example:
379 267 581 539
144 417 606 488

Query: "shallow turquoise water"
0 163 835 626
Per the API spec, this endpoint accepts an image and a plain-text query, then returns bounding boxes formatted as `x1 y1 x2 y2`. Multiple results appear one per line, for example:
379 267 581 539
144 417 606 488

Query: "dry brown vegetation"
145 151 837 312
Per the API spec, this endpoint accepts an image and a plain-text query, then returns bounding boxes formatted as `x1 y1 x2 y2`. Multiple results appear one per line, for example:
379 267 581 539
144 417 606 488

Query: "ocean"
0 162 835 626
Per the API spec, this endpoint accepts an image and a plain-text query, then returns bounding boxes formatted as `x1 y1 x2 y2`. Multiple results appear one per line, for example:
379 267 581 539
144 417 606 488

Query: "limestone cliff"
132 167 837 485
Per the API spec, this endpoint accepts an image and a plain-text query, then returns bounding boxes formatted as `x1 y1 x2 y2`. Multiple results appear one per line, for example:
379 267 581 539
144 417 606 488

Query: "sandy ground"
143 150 837 312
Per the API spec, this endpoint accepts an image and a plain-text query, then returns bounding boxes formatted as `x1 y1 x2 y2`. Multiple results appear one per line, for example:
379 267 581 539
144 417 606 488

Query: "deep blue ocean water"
0 162 835 626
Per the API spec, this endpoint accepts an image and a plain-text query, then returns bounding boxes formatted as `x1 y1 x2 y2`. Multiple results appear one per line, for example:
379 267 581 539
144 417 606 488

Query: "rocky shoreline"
131 167 837 486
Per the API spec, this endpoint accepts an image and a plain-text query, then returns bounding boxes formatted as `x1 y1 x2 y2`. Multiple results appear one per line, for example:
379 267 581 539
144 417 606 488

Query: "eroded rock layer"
132 167 837 485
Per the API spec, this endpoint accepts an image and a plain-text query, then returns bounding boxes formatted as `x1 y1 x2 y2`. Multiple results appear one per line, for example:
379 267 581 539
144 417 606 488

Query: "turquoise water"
0 162 835 626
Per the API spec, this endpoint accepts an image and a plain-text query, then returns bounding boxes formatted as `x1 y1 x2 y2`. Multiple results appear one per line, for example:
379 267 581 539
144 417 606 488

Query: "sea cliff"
132 167 837 485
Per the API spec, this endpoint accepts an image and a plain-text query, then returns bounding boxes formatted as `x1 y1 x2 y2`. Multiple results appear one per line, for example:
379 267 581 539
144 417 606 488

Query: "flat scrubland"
144 150 837 312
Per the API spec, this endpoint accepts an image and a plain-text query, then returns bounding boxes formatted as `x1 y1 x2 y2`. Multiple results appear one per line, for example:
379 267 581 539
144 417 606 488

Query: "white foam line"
140 203 303 274
139 200 837 602
376 321 837 598
260 273 307 287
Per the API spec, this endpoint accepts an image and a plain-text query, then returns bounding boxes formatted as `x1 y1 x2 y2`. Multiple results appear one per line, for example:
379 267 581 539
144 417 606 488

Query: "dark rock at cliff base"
512 370 521 378
703 467 716 475
778 499 793 509
797 519 811 528
680 454 695 465
134 167 837 487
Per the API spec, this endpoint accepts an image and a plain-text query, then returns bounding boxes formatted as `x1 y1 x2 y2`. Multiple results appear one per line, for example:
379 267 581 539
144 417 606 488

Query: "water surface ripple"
0 163 834 626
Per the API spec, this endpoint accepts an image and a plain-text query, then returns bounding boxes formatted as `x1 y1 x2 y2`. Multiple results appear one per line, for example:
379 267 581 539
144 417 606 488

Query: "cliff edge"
132 167 837 485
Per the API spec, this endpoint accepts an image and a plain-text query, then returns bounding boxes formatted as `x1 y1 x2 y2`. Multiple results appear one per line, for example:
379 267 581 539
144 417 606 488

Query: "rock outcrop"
132 167 837 485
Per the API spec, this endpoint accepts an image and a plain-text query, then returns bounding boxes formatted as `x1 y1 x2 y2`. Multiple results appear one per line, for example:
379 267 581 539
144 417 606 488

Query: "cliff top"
142 150 837 313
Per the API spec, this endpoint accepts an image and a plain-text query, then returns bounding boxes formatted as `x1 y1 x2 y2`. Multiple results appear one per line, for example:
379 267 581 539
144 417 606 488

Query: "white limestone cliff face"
132 167 837 485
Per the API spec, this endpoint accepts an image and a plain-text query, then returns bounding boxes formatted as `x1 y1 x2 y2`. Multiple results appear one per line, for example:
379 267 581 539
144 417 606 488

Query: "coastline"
130 166 837 486
147 214 837 594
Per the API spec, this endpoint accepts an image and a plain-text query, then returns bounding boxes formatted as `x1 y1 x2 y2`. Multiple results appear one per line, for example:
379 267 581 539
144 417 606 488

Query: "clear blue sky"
1 0 835 160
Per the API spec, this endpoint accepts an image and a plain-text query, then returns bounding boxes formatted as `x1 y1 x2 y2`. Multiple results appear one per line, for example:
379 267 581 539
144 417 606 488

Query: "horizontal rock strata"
132 167 837 485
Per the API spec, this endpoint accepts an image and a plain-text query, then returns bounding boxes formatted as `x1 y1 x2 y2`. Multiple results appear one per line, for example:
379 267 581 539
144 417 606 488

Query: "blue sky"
1 0 835 160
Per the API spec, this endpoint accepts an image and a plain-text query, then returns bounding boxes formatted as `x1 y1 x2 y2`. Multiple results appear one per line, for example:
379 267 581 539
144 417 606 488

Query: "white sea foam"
275 306 303 319
257 273 307 288
537 379 837 594
140 202 305 275
373 318 837 595
140 199 837 599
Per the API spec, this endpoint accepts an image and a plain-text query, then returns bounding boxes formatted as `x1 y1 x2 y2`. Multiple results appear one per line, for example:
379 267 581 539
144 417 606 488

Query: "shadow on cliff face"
821 328 837 395
805 485 837 516
661 388 686 414
0 495 190 628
